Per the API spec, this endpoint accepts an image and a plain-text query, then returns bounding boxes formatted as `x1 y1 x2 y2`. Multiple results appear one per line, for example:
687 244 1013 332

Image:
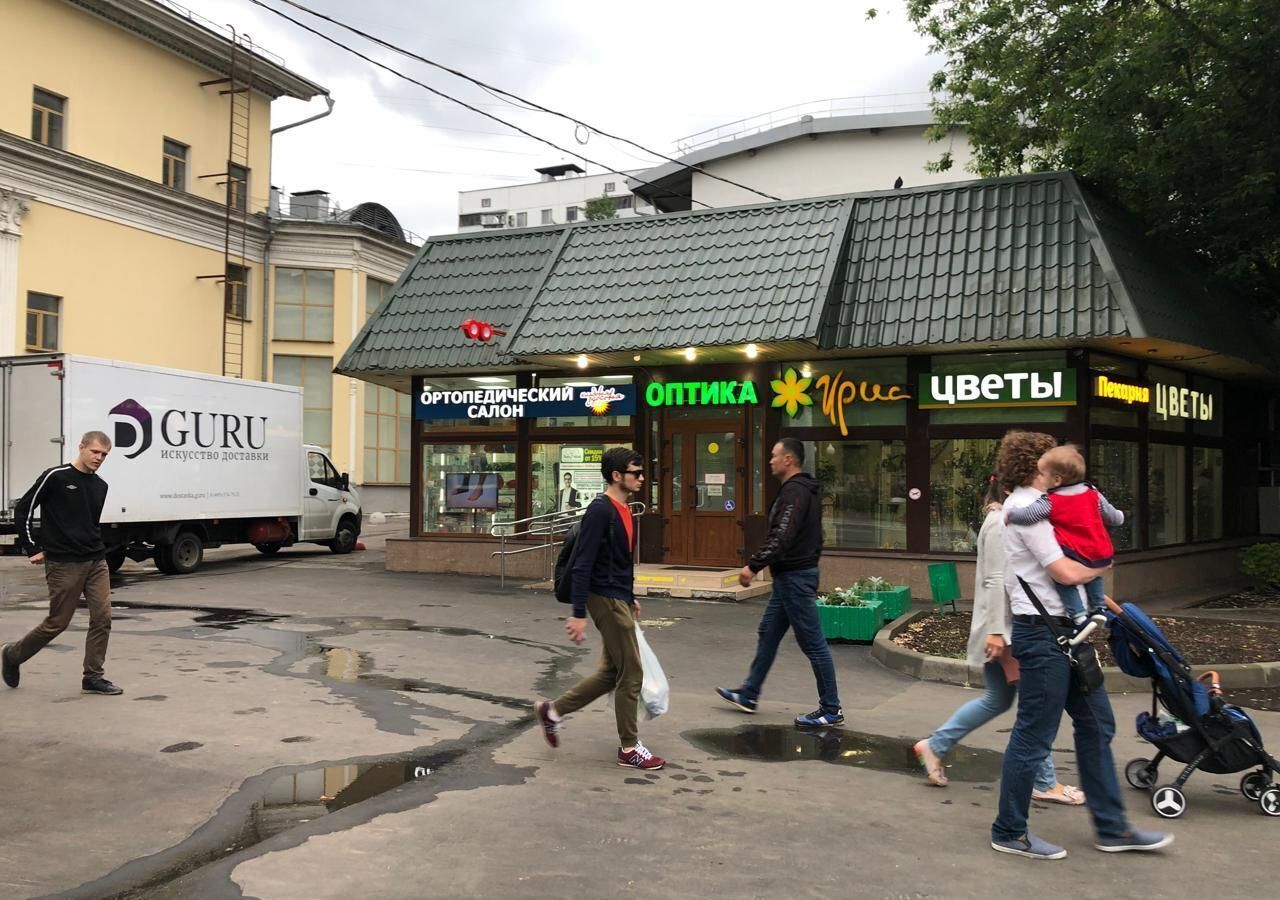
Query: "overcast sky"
171 0 940 239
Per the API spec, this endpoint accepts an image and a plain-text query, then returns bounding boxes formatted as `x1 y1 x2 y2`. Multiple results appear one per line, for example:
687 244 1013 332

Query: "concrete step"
523 565 773 603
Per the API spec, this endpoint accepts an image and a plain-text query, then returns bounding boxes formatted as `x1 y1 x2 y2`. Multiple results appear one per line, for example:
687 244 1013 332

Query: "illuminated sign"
1153 382 1215 422
644 380 759 407
1093 375 1150 406
414 381 636 420
919 369 1076 409
772 367 910 436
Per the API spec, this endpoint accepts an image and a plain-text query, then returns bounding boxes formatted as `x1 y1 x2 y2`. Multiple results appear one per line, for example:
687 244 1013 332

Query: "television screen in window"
444 472 500 510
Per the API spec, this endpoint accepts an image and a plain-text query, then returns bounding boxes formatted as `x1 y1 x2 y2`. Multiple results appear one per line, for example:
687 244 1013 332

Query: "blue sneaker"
1095 830 1174 853
795 708 844 728
991 832 1067 860
715 687 757 713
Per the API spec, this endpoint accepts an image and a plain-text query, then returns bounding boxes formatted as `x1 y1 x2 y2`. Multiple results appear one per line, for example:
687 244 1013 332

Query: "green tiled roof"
339 172 1277 378
504 198 851 355
338 228 564 374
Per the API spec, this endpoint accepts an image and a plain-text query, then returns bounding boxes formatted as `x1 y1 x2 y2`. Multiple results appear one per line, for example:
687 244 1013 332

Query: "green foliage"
820 576 894 605
584 196 618 221
905 0 1280 311
1241 542 1280 586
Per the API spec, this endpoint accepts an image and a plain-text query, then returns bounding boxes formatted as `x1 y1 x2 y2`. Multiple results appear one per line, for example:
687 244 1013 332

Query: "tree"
584 196 618 221
905 0 1280 310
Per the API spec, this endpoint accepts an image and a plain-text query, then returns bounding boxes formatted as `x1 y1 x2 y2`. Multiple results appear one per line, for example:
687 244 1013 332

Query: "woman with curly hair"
991 431 1172 860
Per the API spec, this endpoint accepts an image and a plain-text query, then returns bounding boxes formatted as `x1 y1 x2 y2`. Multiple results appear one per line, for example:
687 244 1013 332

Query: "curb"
871 609 1280 692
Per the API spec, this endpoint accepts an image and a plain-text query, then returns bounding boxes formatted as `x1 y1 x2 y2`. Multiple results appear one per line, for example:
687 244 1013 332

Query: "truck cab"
301 445 362 549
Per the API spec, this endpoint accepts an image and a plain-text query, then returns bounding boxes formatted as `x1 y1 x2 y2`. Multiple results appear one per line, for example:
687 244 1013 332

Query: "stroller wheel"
1261 787 1280 817
1151 785 1186 819
1241 771 1270 801
1125 758 1156 790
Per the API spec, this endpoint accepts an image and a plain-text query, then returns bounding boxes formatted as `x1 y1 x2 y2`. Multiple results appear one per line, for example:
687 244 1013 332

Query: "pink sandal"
1032 784 1086 805
913 740 949 786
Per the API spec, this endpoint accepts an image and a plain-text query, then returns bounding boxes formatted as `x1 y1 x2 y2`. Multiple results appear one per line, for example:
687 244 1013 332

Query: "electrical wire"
250 0 782 204
247 0 710 209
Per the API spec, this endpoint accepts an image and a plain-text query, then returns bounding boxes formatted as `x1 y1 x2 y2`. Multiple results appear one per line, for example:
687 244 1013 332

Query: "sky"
167 0 941 240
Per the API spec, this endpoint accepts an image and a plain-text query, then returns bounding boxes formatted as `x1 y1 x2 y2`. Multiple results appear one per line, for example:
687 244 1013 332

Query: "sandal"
913 739 949 786
1032 784 1086 806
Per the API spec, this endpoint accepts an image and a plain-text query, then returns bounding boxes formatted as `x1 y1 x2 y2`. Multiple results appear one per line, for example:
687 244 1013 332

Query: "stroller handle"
1103 594 1123 615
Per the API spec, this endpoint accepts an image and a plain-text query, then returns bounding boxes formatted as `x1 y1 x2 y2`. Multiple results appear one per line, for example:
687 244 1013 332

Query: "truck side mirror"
340 473 350 492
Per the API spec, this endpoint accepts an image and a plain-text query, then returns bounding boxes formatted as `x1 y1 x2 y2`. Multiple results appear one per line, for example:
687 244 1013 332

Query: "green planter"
816 600 884 642
864 585 911 620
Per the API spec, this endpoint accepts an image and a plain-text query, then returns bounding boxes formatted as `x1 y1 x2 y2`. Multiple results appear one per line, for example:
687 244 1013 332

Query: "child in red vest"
1005 445 1124 625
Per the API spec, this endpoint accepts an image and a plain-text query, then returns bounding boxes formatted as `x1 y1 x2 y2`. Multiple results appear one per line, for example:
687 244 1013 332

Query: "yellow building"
1 0 418 510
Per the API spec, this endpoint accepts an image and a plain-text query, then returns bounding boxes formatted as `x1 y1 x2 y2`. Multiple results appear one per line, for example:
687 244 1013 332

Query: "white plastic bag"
636 625 669 719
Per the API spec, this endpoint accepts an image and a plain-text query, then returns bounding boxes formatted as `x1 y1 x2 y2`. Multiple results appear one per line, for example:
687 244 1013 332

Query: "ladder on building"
197 27 255 379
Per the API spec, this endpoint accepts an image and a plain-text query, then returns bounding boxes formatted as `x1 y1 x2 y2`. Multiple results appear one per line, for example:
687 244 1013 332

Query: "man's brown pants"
8 560 112 677
554 593 642 748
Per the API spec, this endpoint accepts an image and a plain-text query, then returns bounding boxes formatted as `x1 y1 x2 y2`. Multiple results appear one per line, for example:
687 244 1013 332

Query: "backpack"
553 498 616 605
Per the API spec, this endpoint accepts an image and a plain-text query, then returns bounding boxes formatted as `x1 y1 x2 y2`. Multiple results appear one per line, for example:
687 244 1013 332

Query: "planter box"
864 586 911 620
817 600 884 642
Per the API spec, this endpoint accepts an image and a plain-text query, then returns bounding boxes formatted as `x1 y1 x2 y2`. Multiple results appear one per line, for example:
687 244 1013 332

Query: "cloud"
174 0 938 237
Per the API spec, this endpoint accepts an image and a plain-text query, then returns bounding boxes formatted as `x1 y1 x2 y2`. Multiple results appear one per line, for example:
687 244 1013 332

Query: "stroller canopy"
1108 603 1210 720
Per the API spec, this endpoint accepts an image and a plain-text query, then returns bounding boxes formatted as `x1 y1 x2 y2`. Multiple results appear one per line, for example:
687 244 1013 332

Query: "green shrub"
1241 543 1280 587
819 576 895 605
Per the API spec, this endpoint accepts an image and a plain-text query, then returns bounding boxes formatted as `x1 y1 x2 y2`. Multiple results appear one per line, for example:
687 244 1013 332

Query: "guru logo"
110 398 153 459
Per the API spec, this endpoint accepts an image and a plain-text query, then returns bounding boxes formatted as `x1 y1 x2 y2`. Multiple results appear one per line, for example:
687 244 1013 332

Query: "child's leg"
1053 581 1087 623
1082 576 1107 615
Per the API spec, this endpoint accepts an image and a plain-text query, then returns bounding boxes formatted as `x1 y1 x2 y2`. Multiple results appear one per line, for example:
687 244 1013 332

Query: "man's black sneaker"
2 644 19 689
715 687 758 713
82 676 123 695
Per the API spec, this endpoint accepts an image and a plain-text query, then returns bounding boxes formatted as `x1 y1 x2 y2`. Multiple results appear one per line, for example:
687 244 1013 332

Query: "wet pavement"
2 528 1279 900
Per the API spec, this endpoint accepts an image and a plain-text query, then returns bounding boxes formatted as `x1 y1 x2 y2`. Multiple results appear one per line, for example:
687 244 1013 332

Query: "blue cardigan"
570 496 634 616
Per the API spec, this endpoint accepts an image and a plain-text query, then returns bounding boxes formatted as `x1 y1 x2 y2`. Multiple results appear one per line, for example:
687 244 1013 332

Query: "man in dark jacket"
535 447 665 770
3 431 123 695
716 437 842 727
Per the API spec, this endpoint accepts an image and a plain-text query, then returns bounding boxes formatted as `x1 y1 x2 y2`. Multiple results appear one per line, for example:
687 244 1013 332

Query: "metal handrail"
489 501 646 586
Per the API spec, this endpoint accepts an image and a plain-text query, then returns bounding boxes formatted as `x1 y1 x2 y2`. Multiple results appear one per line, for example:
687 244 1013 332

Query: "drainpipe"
262 94 337 379
349 252 361 479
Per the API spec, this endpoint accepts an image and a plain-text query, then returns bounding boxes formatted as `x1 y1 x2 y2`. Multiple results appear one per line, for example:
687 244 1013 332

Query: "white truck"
0 354 362 574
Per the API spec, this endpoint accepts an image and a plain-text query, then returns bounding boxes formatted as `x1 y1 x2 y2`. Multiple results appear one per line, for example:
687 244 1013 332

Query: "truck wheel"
255 543 283 555
154 547 176 575
105 547 127 574
163 532 204 575
329 518 358 555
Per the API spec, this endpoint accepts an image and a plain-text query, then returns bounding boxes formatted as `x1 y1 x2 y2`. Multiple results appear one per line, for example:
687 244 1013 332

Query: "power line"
247 0 711 210
251 0 782 204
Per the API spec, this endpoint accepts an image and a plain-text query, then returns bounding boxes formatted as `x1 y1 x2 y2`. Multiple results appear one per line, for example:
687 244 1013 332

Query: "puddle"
247 751 460 844
682 725 1005 783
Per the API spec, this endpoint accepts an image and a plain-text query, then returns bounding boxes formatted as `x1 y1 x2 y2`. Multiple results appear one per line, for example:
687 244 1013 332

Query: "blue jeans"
740 568 841 713
1055 576 1106 620
992 621 1130 842
927 661 1057 792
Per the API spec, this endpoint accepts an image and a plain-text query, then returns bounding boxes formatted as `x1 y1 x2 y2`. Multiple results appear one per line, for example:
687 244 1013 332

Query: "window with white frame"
274 268 334 341
273 355 333 448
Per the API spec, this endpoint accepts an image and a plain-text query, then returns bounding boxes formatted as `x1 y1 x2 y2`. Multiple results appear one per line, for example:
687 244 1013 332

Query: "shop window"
926 351 1070 425
533 375 632 428
783 358 907 430
1089 439 1140 550
530 442 633 517
275 268 334 341
1191 377 1224 438
421 442 517 533
419 375 518 431
1148 443 1187 546
1192 447 1223 541
928 438 1000 551
364 384 411 484
799 440 907 549
1148 366 1188 434
273 355 333 449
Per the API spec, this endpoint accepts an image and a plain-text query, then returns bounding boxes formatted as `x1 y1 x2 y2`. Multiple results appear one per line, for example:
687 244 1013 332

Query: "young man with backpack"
536 447 664 770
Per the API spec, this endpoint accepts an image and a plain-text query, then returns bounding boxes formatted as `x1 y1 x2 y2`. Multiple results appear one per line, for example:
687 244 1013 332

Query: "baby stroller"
1106 598 1280 818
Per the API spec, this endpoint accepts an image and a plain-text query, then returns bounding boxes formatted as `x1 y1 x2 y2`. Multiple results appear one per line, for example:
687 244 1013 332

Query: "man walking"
991 430 1170 859
535 447 664 770
3 431 123 696
716 438 842 728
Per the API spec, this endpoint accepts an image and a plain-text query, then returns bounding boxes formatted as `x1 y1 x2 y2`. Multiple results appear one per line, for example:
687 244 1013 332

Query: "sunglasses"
624 468 645 477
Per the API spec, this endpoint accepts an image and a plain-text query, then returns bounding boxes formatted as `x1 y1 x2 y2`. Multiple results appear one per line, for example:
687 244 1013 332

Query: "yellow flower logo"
770 367 813 417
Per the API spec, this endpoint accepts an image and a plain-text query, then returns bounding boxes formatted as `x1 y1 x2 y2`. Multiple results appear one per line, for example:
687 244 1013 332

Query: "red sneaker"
535 700 560 749
617 742 664 770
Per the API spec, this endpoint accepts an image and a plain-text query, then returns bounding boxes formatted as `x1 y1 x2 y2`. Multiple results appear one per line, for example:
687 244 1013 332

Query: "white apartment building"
629 95 975 211
457 164 653 232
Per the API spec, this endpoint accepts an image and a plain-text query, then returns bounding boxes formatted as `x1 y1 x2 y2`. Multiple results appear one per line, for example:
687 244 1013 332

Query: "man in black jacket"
2 431 123 695
535 447 665 770
716 437 843 727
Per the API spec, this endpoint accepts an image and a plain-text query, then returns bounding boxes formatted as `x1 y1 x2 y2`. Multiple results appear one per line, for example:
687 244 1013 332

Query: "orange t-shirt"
609 496 634 551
